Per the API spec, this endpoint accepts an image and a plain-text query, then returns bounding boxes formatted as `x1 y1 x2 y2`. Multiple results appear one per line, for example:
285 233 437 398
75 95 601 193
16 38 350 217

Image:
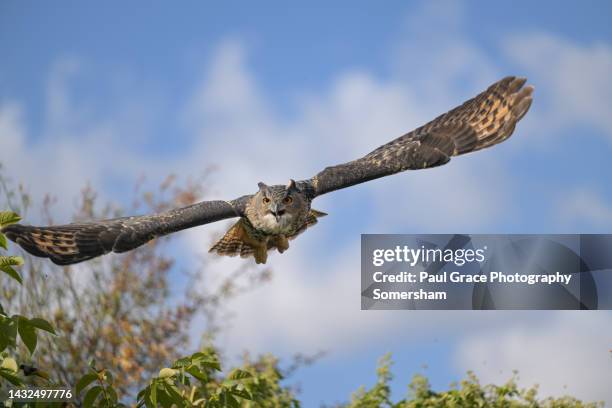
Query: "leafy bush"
0 211 56 390
341 354 601 408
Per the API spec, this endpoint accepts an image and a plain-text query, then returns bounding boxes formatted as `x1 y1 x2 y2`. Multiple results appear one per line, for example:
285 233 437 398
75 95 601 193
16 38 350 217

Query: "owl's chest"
251 213 303 236
245 209 306 238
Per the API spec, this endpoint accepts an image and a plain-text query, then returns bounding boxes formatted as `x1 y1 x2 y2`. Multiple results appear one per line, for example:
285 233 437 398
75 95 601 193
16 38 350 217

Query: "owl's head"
249 179 309 232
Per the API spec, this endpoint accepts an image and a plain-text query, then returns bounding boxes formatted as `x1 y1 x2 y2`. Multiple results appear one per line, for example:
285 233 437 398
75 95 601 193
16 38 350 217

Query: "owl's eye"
262 197 271 204
283 196 293 204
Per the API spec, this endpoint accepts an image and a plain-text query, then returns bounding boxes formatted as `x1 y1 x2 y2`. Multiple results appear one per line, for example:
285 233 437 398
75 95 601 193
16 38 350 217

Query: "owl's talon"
276 235 289 253
254 246 268 264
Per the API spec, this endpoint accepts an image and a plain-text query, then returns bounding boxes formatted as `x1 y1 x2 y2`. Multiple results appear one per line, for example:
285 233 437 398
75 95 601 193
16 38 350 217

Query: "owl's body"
209 180 326 263
2 77 534 266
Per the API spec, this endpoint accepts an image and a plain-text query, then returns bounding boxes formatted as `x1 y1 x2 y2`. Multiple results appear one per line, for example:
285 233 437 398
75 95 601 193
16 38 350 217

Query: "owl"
2 77 533 265
209 180 326 264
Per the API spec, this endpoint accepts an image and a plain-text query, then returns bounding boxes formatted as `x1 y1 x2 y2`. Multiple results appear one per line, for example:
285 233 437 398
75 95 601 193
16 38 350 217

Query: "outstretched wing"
307 76 534 197
2 198 249 265
3 76 533 266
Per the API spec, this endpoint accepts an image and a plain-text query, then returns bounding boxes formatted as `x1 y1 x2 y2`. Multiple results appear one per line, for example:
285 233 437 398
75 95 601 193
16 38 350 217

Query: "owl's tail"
209 219 256 259
210 211 328 264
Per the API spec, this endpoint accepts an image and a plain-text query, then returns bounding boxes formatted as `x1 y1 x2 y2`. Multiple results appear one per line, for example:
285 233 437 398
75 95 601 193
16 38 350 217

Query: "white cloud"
504 33 612 142
0 102 26 166
456 312 612 404
0 58 172 222
185 39 271 127
0 61 106 219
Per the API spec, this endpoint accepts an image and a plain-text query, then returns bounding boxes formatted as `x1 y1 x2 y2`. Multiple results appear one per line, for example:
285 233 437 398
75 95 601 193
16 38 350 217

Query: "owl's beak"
271 211 283 221
268 204 285 221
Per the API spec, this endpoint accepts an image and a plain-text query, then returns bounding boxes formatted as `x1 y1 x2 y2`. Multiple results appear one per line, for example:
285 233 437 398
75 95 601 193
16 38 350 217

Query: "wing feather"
308 76 534 197
2 198 248 265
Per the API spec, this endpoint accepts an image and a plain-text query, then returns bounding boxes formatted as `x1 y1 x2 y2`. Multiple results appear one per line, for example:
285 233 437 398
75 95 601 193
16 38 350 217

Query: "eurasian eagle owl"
210 180 326 264
2 77 534 265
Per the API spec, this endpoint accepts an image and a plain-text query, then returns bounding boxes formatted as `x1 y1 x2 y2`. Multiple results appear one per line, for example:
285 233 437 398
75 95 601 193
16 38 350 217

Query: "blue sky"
2 1 612 405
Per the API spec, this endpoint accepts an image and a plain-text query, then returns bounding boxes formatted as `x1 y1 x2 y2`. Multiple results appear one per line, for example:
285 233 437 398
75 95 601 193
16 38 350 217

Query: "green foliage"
0 211 24 284
0 256 23 285
71 348 299 408
0 211 56 392
75 360 125 408
0 211 21 228
340 357 602 408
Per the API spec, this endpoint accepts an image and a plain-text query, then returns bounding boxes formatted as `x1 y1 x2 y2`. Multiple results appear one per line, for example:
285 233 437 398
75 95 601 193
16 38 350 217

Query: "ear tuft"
286 179 297 191
257 182 268 191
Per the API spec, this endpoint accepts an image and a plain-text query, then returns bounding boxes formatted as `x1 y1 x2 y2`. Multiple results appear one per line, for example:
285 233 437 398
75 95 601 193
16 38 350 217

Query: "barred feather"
2 223 114 265
311 76 534 196
208 219 254 258
3 199 246 265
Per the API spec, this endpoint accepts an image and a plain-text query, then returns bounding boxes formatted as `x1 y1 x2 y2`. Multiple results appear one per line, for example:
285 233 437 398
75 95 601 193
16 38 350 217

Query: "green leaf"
192 355 221 371
144 395 154 408
142 389 154 408
150 382 157 407
1 357 18 373
219 391 241 408
161 382 185 406
0 212 21 227
0 233 7 250
27 318 56 335
83 385 103 408
0 256 24 267
0 368 24 386
137 387 148 402
173 357 191 368
0 317 18 349
191 351 221 366
186 366 207 382
106 386 118 403
228 369 252 380
230 386 253 400
76 372 99 395
136 382 154 408
17 318 37 354
0 264 23 285
0 255 24 285
156 388 175 408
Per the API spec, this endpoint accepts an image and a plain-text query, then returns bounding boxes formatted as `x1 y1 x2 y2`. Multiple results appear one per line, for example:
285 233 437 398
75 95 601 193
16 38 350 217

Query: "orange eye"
283 196 293 204
263 197 270 204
